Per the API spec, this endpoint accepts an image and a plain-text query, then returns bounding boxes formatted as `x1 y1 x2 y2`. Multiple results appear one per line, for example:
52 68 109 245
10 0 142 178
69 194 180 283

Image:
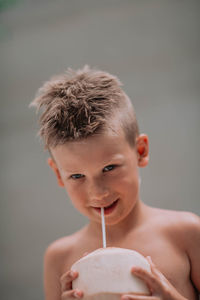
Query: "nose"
88 178 110 203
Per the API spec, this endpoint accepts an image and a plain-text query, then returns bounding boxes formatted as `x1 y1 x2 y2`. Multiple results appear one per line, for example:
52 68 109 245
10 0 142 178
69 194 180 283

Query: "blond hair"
30 66 139 149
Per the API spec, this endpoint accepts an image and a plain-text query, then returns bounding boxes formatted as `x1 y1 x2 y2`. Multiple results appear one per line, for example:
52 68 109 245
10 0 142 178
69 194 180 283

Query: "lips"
93 199 119 215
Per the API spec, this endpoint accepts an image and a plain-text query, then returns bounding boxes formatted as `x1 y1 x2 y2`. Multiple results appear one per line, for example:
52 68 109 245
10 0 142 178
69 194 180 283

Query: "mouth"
93 199 119 215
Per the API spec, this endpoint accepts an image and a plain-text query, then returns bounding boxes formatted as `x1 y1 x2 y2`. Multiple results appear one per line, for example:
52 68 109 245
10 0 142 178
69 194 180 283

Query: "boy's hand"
121 256 187 300
60 270 83 299
60 252 89 299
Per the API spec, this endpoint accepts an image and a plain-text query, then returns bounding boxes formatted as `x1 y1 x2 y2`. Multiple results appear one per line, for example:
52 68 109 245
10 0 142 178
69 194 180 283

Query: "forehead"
51 131 134 172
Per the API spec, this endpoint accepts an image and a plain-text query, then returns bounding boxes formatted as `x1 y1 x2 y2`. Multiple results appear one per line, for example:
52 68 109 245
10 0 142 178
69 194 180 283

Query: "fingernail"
147 256 156 268
70 270 75 277
74 290 82 298
121 296 130 300
147 256 154 264
131 266 139 272
70 270 78 277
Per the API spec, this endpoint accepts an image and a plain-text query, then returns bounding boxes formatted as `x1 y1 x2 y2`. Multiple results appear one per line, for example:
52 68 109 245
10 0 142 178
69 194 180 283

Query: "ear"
136 134 149 167
47 158 65 187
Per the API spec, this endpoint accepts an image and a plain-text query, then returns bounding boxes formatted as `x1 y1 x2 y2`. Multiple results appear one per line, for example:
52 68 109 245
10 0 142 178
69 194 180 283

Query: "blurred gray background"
1 0 200 299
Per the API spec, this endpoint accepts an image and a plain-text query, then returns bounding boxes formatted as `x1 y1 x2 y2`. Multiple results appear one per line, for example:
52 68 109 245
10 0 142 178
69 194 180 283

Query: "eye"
103 164 116 172
70 174 84 180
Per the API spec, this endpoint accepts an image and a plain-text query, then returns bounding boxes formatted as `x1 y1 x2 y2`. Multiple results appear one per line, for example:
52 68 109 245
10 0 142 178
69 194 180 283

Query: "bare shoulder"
148 206 200 247
148 207 200 291
164 209 200 234
163 209 200 292
44 235 73 270
44 226 86 270
45 233 76 257
148 206 200 228
173 210 200 234
43 226 87 300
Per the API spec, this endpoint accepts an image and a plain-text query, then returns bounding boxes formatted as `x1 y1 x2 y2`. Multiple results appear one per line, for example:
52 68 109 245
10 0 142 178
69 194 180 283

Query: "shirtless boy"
31 66 200 300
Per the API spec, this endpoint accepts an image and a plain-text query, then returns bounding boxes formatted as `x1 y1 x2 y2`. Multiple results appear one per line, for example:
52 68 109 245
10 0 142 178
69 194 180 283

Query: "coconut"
71 247 151 300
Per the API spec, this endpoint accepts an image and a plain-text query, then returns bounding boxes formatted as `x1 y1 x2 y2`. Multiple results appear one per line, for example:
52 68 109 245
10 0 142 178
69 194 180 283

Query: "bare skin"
44 132 200 300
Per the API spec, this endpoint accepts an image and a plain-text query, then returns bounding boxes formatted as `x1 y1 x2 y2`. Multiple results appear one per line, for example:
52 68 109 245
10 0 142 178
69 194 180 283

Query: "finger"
60 270 78 292
146 256 158 274
121 295 159 300
146 256 160 277
146 256 168 281
146 256 155 266
61 289 83 299
131 267 158 290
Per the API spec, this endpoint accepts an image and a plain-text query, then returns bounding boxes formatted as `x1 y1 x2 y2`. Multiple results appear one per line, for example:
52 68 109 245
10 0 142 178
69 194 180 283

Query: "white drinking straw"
101 207 107 248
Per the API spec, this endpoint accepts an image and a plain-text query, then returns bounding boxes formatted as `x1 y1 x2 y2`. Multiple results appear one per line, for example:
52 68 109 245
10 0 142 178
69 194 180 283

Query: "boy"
30 66 200 300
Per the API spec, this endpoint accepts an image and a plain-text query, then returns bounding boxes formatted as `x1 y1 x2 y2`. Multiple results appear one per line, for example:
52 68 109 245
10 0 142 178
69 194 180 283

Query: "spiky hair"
30 65 139 149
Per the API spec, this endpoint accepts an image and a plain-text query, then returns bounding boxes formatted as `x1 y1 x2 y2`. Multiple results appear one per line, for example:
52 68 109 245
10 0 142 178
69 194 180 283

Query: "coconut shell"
71 247 151 300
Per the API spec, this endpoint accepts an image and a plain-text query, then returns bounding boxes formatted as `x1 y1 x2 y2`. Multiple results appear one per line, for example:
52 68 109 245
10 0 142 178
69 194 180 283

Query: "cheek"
117 166 139 186
64 183 87 204
118 171 139 198
65 188 86 214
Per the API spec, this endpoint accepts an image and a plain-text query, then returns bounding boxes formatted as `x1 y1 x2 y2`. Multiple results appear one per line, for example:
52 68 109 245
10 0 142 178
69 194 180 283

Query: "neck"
87 199 147 246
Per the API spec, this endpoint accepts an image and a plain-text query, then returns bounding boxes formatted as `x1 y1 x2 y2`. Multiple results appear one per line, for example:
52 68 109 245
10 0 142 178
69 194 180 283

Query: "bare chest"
118 230 196 299
61 230 196 300
64 235 187 282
